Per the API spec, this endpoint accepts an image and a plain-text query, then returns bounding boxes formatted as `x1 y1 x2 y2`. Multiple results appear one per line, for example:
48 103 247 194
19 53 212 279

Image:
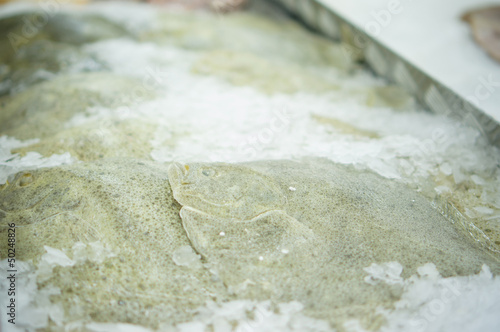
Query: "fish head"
0 169 83 226
167 162 285 220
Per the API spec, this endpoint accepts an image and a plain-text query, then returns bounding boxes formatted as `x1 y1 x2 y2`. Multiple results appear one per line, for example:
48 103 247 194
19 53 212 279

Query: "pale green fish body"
168 158 500 329
0 159 229 328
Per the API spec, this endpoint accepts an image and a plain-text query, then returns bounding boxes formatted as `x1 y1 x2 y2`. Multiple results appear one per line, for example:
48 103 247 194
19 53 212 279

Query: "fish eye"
201 168 217 177
18 173 34 187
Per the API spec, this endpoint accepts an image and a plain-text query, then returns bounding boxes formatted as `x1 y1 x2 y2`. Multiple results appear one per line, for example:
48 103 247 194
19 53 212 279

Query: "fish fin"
249 210 315 247
180 207 314 259
179 206 217 258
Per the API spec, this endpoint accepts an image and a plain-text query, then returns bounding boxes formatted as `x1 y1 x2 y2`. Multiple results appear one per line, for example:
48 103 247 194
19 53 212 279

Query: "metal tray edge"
270 0 500 148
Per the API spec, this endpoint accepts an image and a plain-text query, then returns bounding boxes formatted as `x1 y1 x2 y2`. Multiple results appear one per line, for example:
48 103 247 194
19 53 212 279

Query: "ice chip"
172 245 202 268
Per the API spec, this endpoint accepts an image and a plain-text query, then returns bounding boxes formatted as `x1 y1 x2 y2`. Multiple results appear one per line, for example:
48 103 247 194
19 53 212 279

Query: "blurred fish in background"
462 6 500 64
0 0 249 12
147 0 248 12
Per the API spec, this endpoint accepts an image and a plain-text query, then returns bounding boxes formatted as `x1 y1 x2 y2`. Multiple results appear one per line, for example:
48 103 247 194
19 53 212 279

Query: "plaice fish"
0 158 229 327
168 158 500 329
0 159 187 260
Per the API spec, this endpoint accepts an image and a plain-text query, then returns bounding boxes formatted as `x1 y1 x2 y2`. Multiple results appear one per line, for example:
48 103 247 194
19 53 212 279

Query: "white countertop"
318 0 500 123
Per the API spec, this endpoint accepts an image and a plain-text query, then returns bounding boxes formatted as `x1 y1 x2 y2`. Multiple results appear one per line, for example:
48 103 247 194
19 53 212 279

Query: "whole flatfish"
0 158 228 328
168 158 500 329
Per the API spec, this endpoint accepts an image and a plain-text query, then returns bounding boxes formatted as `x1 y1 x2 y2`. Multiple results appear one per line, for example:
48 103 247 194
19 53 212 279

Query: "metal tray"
270 0 500 148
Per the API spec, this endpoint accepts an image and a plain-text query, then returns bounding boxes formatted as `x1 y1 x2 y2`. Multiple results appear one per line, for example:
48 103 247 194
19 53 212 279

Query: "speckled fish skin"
0 158 230 328
168 158 500 328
